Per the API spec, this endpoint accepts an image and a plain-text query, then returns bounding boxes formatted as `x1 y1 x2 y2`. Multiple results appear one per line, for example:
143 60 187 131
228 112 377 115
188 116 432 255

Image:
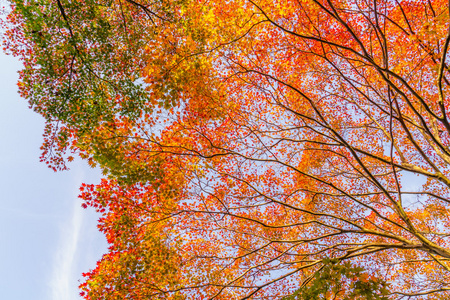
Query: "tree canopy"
4 0 450 298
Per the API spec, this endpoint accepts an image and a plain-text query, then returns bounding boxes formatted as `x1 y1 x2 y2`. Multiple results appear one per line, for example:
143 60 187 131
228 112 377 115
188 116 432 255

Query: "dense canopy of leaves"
5 0 450 299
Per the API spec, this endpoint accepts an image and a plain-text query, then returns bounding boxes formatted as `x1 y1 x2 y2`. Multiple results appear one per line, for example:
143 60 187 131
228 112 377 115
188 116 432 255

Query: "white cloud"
50 172 85 300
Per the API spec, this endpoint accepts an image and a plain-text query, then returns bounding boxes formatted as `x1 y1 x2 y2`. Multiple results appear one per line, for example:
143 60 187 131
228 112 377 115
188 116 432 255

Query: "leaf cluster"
285 259 390 300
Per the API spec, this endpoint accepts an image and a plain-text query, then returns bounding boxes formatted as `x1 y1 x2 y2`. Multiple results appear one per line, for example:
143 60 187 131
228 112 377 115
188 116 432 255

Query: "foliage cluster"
4 0 450 299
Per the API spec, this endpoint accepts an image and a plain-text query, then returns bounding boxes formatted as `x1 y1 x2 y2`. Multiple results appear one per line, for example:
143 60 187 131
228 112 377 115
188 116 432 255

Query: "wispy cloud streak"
50 173 85 300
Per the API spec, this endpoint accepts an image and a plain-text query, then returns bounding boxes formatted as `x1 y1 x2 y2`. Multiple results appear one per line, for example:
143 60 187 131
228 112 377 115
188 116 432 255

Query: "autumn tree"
4 0 450 298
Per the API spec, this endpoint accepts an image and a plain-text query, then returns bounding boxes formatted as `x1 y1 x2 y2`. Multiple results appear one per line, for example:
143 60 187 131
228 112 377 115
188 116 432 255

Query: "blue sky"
0 50 107 299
